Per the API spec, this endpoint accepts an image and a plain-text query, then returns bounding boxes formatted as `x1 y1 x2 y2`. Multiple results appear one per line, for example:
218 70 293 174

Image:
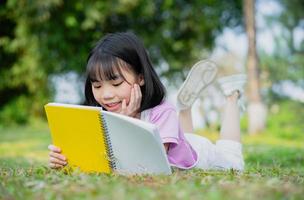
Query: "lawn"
0 121 303 200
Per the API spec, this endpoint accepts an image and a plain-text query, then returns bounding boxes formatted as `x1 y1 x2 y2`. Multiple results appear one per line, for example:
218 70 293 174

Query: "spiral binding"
99 114 117 171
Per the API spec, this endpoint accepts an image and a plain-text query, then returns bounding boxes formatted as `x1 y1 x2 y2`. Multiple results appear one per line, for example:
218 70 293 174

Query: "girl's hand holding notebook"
48 144 67 169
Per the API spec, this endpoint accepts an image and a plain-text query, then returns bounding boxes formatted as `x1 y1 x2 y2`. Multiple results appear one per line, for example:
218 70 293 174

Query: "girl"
48 32 245 171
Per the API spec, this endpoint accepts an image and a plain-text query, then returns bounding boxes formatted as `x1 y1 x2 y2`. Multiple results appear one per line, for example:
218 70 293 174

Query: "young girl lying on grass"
48 32 246 171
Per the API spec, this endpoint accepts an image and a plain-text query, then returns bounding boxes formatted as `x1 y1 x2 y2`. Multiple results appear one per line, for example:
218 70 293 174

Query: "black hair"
84 32 166 112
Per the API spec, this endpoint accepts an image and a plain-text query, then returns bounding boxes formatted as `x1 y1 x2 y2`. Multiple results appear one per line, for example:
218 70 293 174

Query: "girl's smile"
104 101 122 112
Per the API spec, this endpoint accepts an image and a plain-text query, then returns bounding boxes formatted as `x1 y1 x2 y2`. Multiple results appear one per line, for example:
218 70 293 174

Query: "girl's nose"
101 88 114 99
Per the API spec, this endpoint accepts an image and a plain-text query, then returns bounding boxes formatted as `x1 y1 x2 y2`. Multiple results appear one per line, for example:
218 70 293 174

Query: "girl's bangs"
87 54 129 82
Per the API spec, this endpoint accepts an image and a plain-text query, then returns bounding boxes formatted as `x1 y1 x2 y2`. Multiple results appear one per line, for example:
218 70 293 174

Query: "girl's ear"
138 74 145 86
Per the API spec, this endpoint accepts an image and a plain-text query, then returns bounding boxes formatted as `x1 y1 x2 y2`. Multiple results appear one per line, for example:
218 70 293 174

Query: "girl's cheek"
124 96 131 105
92 91 97 100
92 90 100 101
119 84 133 104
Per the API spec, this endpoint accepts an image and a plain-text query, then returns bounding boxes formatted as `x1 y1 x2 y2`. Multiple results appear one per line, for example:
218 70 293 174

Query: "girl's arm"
48 144 67 169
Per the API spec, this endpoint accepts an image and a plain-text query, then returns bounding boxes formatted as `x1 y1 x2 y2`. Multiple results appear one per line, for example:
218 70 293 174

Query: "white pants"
185 133 244 171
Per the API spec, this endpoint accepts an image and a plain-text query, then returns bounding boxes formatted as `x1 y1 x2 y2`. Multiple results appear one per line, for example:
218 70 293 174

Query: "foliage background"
1 0 303 125
0 0 244 124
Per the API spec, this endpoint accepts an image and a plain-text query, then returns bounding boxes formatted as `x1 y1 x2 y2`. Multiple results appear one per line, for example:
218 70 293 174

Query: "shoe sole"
177 60 218 108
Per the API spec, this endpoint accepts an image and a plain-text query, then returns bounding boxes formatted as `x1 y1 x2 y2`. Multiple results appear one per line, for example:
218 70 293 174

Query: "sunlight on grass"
196 129 304 149
242 134 304 148
0 122 303 200
0 140 48 162
0 122 50 163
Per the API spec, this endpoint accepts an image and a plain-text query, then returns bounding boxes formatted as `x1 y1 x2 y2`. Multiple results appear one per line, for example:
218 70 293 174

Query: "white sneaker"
177 60 218 110
217 74 247 111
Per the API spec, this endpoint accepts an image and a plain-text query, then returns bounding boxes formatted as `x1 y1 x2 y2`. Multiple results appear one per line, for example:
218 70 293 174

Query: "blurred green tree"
260 0 304 98
0 0 243 124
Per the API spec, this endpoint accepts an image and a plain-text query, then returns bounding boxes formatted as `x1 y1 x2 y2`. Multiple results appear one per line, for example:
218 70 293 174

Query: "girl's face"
91 67 144 113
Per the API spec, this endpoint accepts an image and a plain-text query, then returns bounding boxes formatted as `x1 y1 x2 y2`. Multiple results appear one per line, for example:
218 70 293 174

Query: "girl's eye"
92 84 101 89
113 82 123 87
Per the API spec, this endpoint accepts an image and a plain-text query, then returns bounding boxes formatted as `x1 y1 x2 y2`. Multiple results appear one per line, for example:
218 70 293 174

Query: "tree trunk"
243 0 267 134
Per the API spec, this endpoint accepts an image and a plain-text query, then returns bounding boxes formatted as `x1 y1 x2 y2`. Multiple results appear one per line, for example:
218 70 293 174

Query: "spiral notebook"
44 103 172 175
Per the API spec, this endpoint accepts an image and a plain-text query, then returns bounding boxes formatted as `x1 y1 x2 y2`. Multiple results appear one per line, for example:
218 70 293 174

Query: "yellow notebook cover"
45 103 111 173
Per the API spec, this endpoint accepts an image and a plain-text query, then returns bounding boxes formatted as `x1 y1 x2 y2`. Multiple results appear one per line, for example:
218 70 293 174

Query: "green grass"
0 121 303 200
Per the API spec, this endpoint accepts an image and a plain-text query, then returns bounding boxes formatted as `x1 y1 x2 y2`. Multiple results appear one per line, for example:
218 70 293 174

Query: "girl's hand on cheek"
120 84 142 118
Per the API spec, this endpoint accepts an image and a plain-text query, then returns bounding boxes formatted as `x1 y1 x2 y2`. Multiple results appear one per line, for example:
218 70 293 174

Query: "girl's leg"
219 91 241 142
181 73 246 171
184 92 244 170
179 108 194 133
209 75 246 171
179 92 242 139
217 74 247 142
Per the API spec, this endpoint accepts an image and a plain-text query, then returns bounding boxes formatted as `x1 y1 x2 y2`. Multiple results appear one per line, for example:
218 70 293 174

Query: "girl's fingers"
130 84 139 107
49 151 66 161
128 86 135 107
134 84 139 103
121 99 127 113
48 144 61 153
137 84 142 99
49 162 64 169
132 84 141 111
49 157 67 166
135 84 142 106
